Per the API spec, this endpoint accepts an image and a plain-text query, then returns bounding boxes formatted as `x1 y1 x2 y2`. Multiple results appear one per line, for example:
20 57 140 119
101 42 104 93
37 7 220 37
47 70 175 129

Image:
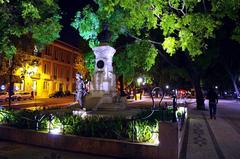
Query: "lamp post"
137 77 143 100
165 85 169 89
137 77 143 86
19 64 38 95
172 94 177 122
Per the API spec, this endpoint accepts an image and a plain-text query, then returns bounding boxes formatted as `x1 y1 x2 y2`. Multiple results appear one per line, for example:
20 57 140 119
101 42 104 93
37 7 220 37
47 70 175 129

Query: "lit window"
43 81 49 90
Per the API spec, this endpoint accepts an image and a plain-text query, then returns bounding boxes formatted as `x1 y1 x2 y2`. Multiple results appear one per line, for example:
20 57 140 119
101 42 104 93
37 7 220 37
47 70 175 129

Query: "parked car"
0 92 10 102
48 91 64 98
63 90 71 96
12 92 33 101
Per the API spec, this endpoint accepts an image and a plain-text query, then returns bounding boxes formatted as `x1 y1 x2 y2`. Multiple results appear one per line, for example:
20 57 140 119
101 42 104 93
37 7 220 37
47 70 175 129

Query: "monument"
89 24 126 110
90 45 116 100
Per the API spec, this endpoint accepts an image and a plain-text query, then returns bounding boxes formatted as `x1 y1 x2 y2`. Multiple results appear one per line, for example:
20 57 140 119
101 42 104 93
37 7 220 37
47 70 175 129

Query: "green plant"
0 109 15 124
127 119 158 143
0 109 160 143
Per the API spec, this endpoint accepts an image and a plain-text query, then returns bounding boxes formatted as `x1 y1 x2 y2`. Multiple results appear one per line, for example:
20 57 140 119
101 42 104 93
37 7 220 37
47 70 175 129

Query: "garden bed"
0 126 159 159
0 107 187 159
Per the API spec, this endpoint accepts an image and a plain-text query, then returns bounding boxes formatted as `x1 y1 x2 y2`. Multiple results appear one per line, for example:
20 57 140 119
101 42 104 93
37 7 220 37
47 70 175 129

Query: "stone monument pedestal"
90 45 126 110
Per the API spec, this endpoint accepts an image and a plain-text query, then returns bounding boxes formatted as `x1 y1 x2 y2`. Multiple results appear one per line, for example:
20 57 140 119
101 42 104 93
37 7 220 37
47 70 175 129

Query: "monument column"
90 45 116 99
89 23 126 109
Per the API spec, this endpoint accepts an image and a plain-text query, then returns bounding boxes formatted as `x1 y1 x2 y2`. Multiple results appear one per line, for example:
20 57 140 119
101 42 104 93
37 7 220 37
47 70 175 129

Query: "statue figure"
75 72 86 109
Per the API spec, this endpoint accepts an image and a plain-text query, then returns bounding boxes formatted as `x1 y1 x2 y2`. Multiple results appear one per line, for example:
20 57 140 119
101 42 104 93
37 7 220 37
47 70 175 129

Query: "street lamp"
19 65 38 92
137 77 143 85
0 85 6 91
165 85 169 89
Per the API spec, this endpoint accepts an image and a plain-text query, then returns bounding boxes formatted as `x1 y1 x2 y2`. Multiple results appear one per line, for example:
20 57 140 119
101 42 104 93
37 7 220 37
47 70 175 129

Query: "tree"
216 31 240 97
0 1 62 108
72 0 240 109
73 54 88 79
0 50 38 108
0 0 62 59
113 40 158 84
84 51 95 77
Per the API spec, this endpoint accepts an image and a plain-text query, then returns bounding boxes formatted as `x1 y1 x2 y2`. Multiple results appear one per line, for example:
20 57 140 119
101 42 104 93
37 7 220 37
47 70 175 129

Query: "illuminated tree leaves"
0 1 62 59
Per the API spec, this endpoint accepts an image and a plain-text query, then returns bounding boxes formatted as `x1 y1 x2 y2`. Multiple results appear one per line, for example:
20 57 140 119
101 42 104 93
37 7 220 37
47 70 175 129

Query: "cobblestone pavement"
185 100 240 159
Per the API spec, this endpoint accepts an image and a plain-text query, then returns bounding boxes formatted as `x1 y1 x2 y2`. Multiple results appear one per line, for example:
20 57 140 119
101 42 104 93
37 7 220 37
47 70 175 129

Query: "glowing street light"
137 77 143 85
215 86 218 89
0 85 6 91
165 85 169 89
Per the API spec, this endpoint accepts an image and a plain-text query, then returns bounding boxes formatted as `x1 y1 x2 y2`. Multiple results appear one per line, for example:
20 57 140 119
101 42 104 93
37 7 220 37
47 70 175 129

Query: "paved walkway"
185 100 240 159
0 140 115 159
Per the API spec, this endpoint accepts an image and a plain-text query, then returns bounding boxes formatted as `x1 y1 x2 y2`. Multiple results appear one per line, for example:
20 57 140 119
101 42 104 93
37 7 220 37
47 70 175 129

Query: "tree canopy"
0 0 62 59
114 40 158 83
71 0 240 109
72 0 240 82
72 0 239 57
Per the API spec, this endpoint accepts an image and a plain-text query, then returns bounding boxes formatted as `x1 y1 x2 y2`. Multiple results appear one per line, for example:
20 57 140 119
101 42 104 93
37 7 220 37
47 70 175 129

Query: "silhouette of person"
207 87 218 119
75 72 86 109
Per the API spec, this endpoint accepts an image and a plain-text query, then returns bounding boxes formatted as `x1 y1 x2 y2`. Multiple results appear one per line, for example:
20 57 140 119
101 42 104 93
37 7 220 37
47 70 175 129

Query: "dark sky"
58 0 95 49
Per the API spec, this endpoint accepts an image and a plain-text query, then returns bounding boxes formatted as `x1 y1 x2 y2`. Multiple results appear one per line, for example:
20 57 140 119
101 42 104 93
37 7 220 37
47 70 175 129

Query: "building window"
61 52 65 62
43 63 50 74
53 64 58 79
67 54 71 64
61 68 65 79
54 48 58 60
53 82 57 91
58 51 62 61
43 81 49 90
45 46 52 56
66 69 70 81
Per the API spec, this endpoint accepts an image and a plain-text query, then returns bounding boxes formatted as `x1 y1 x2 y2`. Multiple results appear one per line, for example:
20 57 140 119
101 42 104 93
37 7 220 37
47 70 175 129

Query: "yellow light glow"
15 86 20 91
32 66 38 73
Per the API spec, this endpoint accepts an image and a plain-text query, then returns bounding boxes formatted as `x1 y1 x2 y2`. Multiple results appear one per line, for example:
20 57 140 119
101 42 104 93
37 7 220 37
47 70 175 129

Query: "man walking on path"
207 87 218 119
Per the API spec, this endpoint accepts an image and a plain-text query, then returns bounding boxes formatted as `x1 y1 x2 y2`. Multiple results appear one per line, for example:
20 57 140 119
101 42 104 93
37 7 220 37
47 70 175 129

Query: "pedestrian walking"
207 87 218 119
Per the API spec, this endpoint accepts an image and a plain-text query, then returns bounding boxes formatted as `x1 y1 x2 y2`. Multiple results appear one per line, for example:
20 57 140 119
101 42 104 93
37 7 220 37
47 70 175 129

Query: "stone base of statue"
89 45 126 111
92 95 126 111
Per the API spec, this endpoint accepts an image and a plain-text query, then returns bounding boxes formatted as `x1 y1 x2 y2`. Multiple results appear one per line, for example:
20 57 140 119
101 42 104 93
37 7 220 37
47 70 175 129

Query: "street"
0 96 75 110
211 100 240 134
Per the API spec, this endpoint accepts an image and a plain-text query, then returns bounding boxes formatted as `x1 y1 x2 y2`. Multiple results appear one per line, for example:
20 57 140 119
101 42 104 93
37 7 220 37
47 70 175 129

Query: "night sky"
58 0 95 50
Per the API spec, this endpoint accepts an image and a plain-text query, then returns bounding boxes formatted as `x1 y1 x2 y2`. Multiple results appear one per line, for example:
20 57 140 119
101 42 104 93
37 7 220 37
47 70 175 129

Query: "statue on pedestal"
75 72 86 109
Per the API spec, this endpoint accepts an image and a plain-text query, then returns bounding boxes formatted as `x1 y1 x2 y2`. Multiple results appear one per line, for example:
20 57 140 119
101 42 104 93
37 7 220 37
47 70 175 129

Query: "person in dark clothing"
207 88 218 119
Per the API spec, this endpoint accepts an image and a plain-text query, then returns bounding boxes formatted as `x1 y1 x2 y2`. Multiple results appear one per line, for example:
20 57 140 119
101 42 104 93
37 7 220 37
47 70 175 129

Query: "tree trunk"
190 73 205 110
231 75 240 97
8 59 13 109
225 66 239 98
119 75 125 96
194 79 205 110
8 75 13 109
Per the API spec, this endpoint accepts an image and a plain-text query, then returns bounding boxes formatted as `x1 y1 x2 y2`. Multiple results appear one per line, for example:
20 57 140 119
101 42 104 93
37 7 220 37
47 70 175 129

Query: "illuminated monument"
91 45 116 99
90 24 125 110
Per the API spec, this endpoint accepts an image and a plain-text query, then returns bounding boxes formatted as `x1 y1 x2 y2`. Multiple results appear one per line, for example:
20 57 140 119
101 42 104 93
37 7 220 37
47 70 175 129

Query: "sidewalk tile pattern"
187 118 219 159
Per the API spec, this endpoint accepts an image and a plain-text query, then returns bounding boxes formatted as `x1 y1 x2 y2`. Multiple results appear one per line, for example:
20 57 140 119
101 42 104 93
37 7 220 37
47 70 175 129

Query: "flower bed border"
0 119 186 159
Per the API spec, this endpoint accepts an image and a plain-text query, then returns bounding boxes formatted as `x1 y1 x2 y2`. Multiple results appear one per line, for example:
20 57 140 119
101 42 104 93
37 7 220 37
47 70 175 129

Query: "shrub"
0 108 161 143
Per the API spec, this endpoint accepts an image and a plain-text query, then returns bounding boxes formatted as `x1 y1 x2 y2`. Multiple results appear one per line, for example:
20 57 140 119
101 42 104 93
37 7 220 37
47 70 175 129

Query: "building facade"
14 40 83 98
